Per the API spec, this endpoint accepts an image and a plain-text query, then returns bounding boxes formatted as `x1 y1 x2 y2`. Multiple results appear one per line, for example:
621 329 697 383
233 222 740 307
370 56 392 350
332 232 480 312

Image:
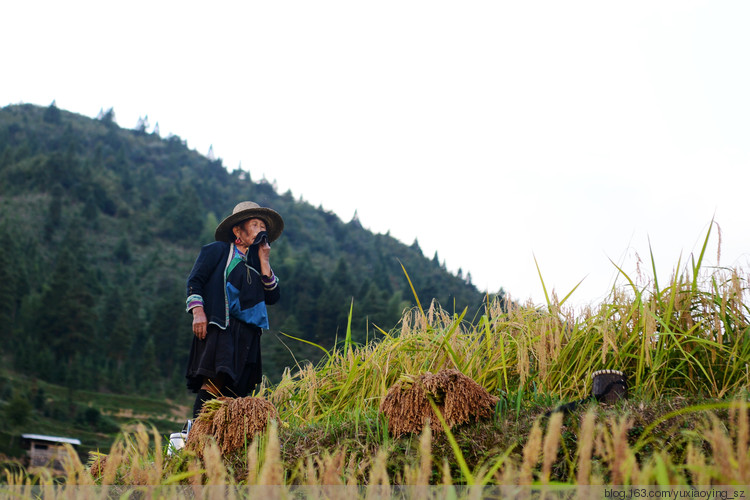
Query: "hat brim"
214 207 284 243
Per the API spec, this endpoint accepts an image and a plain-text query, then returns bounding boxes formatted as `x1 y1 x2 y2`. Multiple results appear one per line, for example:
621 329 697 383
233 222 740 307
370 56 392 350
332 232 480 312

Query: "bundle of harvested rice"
186 396 280 457
379 369 499 437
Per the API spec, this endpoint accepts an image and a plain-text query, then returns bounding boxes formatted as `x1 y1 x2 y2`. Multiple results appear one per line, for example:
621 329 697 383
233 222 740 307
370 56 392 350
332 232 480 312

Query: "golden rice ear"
379 373 429 437
541 412 564 484
186 396 280 458
185 410 215 459
576 409 597 485
258 421 283 485
379 369 498 436
520 419 543 485
219 397 280 456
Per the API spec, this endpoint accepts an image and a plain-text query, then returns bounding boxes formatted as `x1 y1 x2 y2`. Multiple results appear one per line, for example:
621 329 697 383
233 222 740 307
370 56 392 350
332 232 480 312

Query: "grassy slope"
267 395 726 485
0 366 190 459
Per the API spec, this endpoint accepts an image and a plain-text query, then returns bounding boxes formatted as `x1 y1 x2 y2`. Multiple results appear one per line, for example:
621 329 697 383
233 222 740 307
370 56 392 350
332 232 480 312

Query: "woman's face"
235 218 267 246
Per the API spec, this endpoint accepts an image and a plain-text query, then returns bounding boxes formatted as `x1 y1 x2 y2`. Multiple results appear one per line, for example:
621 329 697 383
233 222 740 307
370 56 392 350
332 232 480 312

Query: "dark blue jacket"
186 241 280 329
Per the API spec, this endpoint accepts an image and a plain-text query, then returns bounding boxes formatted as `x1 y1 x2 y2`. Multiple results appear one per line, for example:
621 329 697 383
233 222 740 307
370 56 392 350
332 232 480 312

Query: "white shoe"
167 420 192 456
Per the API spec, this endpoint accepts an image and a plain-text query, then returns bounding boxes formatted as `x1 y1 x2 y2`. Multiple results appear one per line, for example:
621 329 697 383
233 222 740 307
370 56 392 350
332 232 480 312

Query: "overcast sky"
3 1 749 308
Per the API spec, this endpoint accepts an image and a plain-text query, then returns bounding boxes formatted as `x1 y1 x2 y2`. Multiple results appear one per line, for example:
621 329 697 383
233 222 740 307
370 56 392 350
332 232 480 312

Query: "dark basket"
591 370 628 404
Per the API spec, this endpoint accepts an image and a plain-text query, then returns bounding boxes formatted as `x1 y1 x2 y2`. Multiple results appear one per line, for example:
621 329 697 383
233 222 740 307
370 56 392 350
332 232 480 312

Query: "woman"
185 201 284 419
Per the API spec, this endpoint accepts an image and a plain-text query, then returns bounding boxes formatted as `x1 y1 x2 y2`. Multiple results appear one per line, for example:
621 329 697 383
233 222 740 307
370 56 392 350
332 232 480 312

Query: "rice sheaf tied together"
187 396 280 457
379 369 499 437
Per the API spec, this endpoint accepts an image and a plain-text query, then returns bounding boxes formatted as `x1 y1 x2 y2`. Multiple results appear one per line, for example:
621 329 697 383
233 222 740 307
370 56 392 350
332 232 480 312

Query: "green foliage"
4 393 32 427
75 405 120 433
0 226 21 328
36 230 99 365
43 101 61 124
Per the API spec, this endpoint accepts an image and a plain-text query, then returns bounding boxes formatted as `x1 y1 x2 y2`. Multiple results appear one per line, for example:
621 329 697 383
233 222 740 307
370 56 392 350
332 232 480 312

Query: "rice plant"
265 222 749 424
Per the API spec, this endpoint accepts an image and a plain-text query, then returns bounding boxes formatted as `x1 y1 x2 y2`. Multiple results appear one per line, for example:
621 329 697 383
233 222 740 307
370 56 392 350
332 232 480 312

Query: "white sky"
3 1 749 308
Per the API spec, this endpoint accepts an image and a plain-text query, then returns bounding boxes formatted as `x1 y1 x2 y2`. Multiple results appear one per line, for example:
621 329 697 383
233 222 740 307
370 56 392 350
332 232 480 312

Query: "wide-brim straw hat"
214 201 284 243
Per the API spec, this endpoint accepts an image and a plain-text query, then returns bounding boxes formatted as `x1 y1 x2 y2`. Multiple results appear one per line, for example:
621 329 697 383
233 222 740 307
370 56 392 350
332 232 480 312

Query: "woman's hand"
192 306 208 340
259 241 272 276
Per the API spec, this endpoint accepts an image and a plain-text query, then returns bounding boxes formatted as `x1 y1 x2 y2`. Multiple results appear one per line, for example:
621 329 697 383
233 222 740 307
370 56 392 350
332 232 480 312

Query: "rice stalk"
203 440 229 486
519 419 543 485
188 459 203 491
732 399 749 483
366 448 390 496
685 442 710 486
596 415 637 485
320 450 346 486
417 423 433 486
576 409 597 485
258 421 283 485
246 436 259 485
440 457 452 486
705 414 736 484
540 412 563 484
59 443 93 486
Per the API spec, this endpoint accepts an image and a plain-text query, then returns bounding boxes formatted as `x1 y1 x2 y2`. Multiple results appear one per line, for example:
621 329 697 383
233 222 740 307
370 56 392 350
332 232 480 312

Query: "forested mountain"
0 102 500 396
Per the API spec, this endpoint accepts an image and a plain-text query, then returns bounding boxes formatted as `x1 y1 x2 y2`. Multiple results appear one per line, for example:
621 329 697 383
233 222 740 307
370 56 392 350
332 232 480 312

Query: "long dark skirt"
185 321 263 397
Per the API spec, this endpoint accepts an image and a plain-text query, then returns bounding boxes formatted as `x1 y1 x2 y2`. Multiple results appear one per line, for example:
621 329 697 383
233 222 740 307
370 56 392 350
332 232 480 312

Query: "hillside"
0 102 496 402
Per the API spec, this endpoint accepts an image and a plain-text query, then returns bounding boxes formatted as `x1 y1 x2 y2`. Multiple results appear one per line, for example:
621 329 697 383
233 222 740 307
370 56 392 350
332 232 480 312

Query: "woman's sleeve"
186 243 224 312
262 270 281 305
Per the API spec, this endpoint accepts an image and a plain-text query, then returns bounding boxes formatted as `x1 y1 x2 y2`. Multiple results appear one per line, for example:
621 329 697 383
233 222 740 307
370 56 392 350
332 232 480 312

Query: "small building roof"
21 434 82 446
